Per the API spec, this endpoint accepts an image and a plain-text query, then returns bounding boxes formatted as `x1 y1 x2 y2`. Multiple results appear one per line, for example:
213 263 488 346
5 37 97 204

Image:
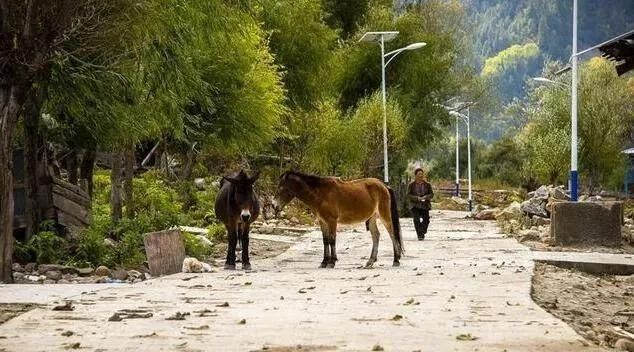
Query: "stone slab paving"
0 211 603 351
531 251 634 265
532 250 634 275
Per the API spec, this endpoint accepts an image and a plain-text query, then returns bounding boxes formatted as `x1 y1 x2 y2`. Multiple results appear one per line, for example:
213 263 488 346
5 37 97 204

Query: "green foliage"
208 223 227 242
183 233 214 260
480 43 541 104
186 179 220 227
335 0 474 159
521 58 633 191
481 43 539 77
306 100 365 176
25 223 67 264
126 170 183 231
258 0 338 109
350 93 408 178
322 0 372 38
477 136 526 186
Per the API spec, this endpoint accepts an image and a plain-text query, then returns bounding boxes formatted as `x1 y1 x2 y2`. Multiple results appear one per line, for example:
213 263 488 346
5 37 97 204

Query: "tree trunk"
181 145 196 180
0 84 26 283
123 145 135 218
110 151 123 224
80 147 96 198
23 87 47 239
67 148 78 185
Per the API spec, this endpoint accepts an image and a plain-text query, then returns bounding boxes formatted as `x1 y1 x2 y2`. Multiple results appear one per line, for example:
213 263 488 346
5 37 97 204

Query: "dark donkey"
274 170 402 268
214 170 260 270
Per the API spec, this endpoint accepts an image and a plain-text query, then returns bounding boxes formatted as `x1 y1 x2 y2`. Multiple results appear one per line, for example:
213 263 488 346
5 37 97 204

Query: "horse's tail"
387 187 403 255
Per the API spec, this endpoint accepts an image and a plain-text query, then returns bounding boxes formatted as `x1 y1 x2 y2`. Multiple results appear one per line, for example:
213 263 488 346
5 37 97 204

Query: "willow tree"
0 1 142 283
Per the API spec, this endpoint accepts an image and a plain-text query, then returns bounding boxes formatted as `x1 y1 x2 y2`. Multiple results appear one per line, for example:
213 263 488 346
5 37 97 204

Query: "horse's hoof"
364 261 374 269
224 264 236 270
392 261 400 267
242 263 252 271
319 262 328 268
326 263 335 269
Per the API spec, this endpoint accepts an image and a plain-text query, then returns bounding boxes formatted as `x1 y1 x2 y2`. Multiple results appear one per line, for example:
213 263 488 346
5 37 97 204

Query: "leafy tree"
306 101 364 176
481 43 541 103
258 0 338 110
336 0 477 169
477 136 526 186
0 0 139 283
350 93 408 178
521 58 633 191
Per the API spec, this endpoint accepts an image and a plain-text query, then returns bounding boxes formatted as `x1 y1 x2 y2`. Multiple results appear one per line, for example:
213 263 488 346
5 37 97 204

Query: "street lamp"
570 0 579 201
532 77 568 88
449 109 473 212
359 31 426 183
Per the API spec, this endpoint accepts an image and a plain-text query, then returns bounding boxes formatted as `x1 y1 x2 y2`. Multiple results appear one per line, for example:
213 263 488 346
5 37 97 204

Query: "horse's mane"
284 170 329 187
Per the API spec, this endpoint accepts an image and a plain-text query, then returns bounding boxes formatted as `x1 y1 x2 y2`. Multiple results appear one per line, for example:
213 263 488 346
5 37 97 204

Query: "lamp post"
455 114 460 197
449 110 473 212
570 0 579 201
360 31 426 183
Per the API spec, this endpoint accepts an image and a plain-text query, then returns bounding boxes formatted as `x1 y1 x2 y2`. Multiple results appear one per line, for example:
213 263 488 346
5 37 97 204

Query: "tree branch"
22 0 34 39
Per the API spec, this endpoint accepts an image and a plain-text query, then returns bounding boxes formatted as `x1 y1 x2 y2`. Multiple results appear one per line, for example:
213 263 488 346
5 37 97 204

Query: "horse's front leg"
319 221 330 268
241 223 252 271
224 223 238 270
366 216 380 268
327 222 338 268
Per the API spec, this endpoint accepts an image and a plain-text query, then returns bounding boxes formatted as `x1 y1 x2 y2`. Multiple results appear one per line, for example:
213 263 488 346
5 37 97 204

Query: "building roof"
598 30 634 76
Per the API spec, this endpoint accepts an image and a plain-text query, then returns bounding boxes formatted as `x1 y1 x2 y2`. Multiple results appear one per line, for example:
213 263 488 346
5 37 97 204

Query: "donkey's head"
223 170 260 222
273 171 296 214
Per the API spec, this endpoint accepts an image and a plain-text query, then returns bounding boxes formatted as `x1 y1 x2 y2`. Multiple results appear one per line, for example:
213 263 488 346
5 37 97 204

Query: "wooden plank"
52 184 91 208
143 229 186 277
57 211 90 228
51 176 89 198
52 194 90 223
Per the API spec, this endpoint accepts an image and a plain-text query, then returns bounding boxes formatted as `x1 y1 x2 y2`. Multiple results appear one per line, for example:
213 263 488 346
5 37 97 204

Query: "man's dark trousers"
411 207 430 239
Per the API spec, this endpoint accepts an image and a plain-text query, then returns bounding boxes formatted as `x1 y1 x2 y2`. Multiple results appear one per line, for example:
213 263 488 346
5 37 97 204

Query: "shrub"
29 230 67 264
183 232 214 260
208 223 226 242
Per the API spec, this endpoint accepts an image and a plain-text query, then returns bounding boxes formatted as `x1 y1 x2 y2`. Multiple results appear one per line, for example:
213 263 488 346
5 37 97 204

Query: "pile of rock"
472 201 523 221
623 218 634 243
520 185 570 218
11 263 151 284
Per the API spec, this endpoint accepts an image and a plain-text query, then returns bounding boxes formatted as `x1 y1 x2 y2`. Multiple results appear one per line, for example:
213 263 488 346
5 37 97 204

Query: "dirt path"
0 211 604 351
532 263 634 350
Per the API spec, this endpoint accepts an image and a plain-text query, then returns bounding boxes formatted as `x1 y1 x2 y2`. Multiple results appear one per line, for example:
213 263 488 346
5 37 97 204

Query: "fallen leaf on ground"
53 302 74 311
372 344 384 351
184 325 209 330
166 312 190 320
456 333 478 341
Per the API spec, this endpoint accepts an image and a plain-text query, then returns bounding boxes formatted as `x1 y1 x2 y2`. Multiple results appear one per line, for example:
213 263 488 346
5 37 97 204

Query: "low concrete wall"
550 201 623 246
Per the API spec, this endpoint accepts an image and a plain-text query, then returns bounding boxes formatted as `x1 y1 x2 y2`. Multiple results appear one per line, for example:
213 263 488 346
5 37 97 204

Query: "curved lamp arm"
383 42 426 68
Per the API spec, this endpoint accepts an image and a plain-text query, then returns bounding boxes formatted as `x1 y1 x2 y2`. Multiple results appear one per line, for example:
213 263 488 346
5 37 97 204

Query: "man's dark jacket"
407 181 434 210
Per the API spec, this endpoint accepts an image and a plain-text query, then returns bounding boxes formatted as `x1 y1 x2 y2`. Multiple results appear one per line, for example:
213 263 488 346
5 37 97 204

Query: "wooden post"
143 229 186 277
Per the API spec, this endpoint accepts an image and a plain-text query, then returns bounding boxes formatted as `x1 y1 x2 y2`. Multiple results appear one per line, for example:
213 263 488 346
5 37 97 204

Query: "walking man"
408 168 434 240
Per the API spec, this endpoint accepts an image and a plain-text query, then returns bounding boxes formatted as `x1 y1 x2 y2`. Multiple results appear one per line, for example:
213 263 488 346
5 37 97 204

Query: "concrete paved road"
0 210 603 352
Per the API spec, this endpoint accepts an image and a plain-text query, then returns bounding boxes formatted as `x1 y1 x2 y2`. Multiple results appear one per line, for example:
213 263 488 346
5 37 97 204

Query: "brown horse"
274 170 402 268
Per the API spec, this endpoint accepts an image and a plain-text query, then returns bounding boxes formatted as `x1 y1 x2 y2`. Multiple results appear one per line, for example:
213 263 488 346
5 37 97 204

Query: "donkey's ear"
249 170 260 183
